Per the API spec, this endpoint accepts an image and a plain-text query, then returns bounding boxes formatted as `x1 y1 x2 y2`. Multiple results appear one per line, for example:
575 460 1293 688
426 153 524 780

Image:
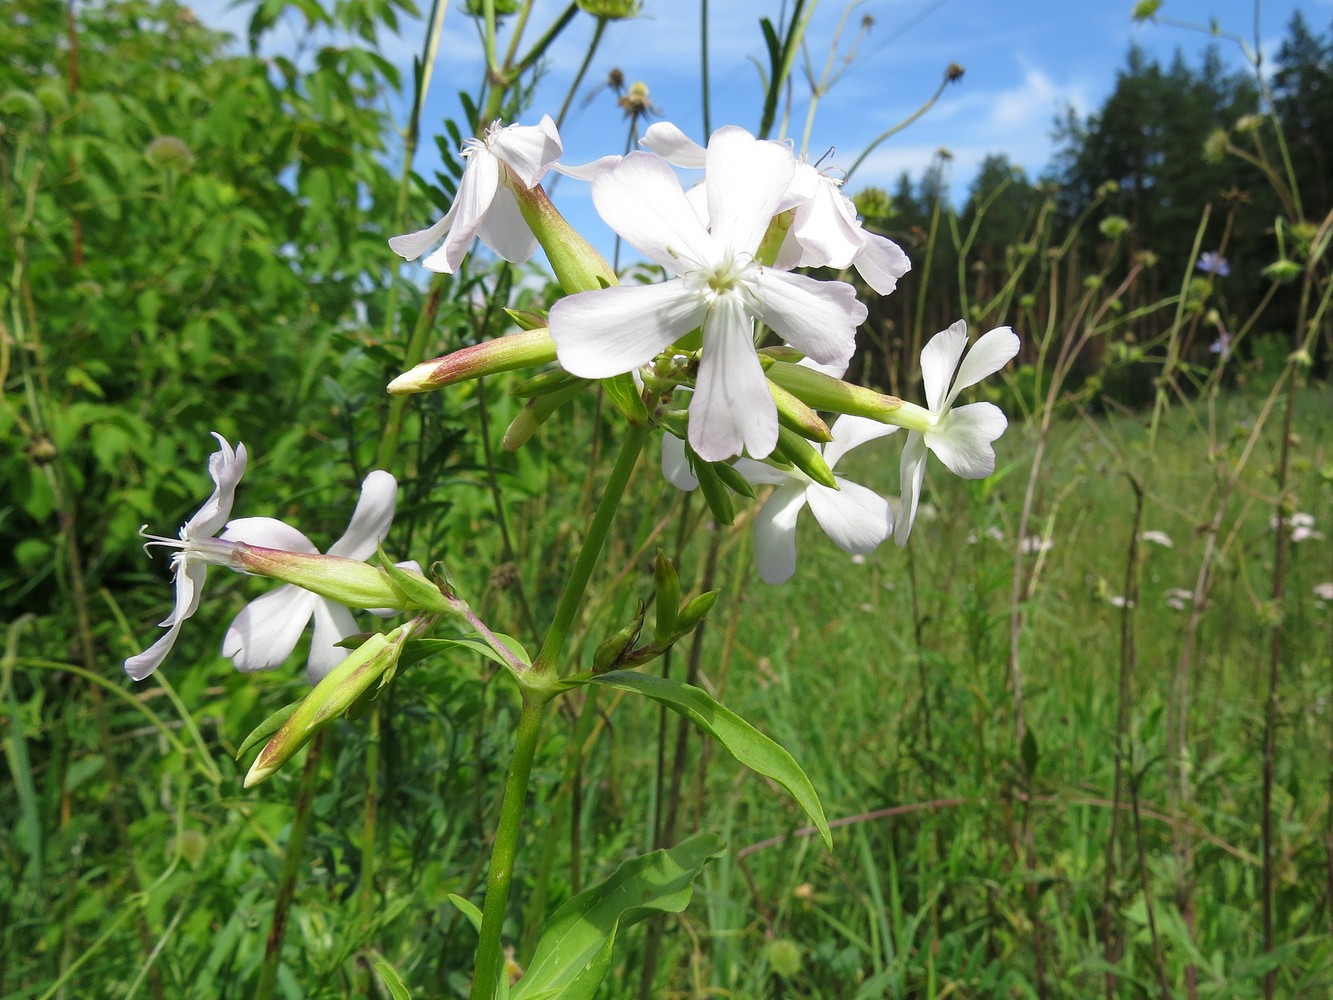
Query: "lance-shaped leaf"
511 833 725 1000
582 671 831 848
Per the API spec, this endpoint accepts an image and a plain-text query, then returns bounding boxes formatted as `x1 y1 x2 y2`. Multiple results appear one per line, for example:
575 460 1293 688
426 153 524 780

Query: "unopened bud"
653 551 680 644
677 590 720 632
593 603 645 673
509 182 616 294
774 428 837 489
1262 258 1301 284
1202 129 1230 165
502 381 587 450
388 328 557 394
244 628 406 786
771 381 832 442
693 462 735 526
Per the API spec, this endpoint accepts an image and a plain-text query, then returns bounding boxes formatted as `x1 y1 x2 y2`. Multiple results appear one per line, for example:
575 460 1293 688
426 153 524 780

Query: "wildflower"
1196 251 1230 277
892 321 1020 545
1164 588 1194 611
221 471 407 683
389 116 562 273
1209 329 1233 360
1109 594 1135 608
1139 530 1174 548
125 434 249 681
734 416 897 584
1271 511 1324 543
1314 582 1333 602
1019 535 1053 555
549 126 866 461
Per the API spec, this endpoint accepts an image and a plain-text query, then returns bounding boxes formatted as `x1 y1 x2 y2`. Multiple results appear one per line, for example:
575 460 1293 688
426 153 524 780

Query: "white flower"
221 471 405 684
1164 588 1194 611
1019 535 1053 555
734 416 897 584
894 321 1020 545
125 433 249 681
549 126 867 462
1314 582 1333 602
1139 530 1174 548
641 122 912 296
388 116 562 274
1109 594 1135 608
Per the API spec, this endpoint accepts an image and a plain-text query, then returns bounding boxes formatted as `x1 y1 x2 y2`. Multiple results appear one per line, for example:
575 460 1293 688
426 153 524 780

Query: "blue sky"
195 0 1324 250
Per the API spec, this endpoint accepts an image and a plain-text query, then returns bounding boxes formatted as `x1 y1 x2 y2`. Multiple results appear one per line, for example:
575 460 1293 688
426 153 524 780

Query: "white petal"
928 402 1008 479
550 280 704 379
752 484 808 585
688 293 777 462
388 209 457 262
806 478 892 554
185 433 248 539
552 154 622 181
125 559 208 680
752 269 864 368
661 434 699 491
591 152 712 271
822 415 900 470
222 585 318 672
854 233 912 296
306 600 361 684
487 115 562 188
328 471 397 560
221 516 318 554
704 126 793 253
733 457 793 488
420 151 500 274
944 326 1020 408
793 181 863 269
640 122 708 167
894 432 928 546
920 320 968 413
797 355 848 380
476 183 539 263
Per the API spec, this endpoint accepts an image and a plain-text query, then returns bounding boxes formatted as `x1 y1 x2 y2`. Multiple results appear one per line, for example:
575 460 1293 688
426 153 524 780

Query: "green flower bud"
693 461 736 526
771 381 832 442
502 381 587 450
1202 128 1230 164
653 551 680 644
774 427 837 490
1098 215 1129 240
232 544 427 611
766 361 904 422
388 328 558 394
676 590 720 632
1132 0 1162 22
593 603 645 673
144 136 195 171
509 182 616 294
577 0 642 17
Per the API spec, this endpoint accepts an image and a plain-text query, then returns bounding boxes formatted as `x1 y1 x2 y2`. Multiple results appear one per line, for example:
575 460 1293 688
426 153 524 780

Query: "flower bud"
676 590 720 632
653 551 680 644
502 381 587 450
388 328 557 394
244 628 406 786
693 461 736 526
593 603 646 673
766 361 904 423
1262 258 1301 284
774 428 837 489
771 381 832 442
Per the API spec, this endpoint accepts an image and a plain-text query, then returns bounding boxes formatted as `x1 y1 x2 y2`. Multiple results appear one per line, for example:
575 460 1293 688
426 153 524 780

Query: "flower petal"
928 401 1007 479
487 115 562 188
124 558 209 680
640 121 707 167
822 415 900 470
306 599 361 684
920 320 968 413
550 280 704 378
944 326 1020 408
591 151 712 271
792 181 863 269
186 433 248 539
388 208 457 262
221 516 318 554
328 471 398 560
894 432 928 546
476 183 539 263
222 584 318 672
689 293 777 461
704 126 794 253
854 232 912 296
752 483 808 585
806 478 892 554
420 150 500 274
734 457 793 488
752 269 864 368
552 154 622 181
661 433 699 491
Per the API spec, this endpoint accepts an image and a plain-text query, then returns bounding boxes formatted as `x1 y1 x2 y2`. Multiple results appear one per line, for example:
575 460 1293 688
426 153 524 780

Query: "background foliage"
2 1 1331 997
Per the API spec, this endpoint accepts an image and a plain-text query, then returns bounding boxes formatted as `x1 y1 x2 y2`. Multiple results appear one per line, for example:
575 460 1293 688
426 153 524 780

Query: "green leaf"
586 671 831 848
448 893 484 934
406 634 532 672
511 833 724 1000
373 959 413 1000
600 372 649 423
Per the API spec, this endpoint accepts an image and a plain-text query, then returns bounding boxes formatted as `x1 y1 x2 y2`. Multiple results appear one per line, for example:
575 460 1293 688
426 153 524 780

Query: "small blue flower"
1196 251 1230 277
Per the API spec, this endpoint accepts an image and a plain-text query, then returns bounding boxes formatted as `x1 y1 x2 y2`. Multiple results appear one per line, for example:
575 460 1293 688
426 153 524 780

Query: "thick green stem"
533 424 649 676
470 691 550 1000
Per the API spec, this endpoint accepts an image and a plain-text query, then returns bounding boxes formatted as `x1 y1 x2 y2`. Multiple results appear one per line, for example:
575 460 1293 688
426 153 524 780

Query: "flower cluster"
387 116 1020 583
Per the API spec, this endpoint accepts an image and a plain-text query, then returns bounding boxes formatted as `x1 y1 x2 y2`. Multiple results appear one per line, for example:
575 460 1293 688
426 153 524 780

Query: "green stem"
254 733 325 1000
470 691 551 1000
533 424 649 676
